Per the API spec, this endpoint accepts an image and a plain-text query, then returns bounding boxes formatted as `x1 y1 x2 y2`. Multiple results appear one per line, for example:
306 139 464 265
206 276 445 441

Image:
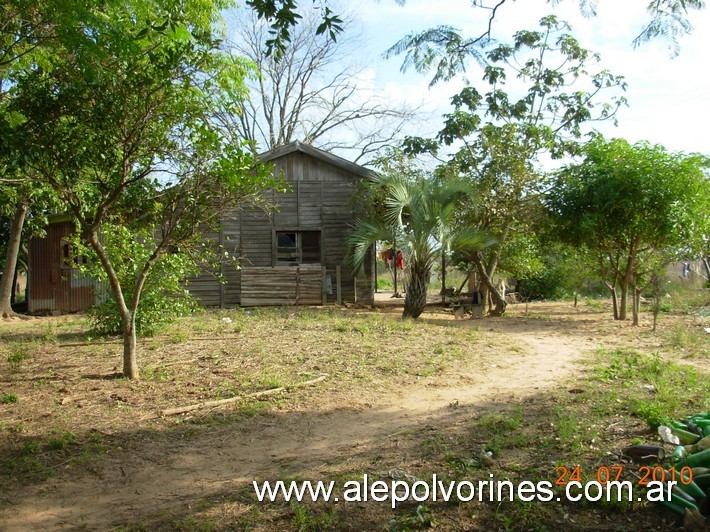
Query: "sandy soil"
0 304 602 530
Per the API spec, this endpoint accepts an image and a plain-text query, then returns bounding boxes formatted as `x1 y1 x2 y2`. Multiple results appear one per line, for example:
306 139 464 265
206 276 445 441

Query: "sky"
347 0 710 156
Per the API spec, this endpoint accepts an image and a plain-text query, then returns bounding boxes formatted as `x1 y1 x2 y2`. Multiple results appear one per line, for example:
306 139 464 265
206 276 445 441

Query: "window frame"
273 229 323 266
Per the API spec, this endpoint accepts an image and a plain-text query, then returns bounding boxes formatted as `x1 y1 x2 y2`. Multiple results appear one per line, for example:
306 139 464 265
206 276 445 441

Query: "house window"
276 231 321 265
61 240 89 269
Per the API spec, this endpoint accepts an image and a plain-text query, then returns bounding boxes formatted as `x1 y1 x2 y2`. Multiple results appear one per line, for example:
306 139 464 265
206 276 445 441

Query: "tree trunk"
618 253 635 321
702 255 710 283
393 250 400 297
610 286 619 320
86 230 139 379
472 252 506 316
631 281 641 327
619 284 629 320
573 289 578 308
0 202 29 319
439 252 446 297
403 265 428 319
652 274 661 333
123 316 139 379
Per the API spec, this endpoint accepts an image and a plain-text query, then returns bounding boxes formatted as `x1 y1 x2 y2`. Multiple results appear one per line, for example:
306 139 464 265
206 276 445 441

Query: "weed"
585 298 607 311
389 505 434 531
48 429 76 450
554 409 581 451
2 393 18 404
291 502 338 531
6 342 33 373
663 322 708 358
42 321 57 342
173 515 214 531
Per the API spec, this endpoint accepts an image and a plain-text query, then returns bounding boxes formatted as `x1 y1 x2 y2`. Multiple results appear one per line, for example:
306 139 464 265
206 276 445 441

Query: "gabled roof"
258 141 376 180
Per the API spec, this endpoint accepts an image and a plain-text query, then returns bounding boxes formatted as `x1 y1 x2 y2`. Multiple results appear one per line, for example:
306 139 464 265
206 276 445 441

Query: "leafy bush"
82 224 201 337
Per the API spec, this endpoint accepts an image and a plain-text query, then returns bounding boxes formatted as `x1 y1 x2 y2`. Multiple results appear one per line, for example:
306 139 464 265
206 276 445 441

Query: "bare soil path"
1 311 597 530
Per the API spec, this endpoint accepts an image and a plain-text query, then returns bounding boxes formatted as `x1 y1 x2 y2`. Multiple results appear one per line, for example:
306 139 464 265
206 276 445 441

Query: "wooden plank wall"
241 266 323 306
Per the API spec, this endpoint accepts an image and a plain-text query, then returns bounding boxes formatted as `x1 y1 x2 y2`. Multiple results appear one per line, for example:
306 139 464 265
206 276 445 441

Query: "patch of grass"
143 365 175 381
48 429 76 450
388 505 434 531
173 515 215 531
377 278 393 290
584 298 608 311
2 393 18 404
6 342 33 373
663 322 708 358
291 502 338 532
594 348 709 429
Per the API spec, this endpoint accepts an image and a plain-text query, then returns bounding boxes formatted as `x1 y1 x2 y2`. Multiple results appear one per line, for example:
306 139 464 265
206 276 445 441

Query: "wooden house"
188 141 375 307
26 141 375 313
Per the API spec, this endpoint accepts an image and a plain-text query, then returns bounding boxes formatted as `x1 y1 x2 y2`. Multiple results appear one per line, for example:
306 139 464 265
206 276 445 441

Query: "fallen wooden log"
159 374 328 417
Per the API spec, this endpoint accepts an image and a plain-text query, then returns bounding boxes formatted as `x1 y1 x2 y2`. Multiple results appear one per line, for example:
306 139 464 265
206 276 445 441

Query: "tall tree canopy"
247 1 706 61
404 16 626 315
549 135 710 323
222 8 416 163
2 0 277 378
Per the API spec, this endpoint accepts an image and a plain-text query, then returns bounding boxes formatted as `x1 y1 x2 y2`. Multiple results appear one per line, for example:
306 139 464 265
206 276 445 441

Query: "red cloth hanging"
395 250 404 270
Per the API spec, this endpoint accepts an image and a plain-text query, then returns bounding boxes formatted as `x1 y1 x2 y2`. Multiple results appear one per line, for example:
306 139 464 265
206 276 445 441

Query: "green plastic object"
675 477 706 501
678 448 710 469
671 427 701 445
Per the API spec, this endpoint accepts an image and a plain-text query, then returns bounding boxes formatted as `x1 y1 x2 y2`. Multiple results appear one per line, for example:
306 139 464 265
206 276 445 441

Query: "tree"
246 1 707 58
549 135 710 323
221 8 416 163
403 16 626 316
348 152 494 318
4 0 277 378
0 0 70 318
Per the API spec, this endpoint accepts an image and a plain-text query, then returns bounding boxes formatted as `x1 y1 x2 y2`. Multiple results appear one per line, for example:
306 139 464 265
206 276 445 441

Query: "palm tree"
348 172 494 319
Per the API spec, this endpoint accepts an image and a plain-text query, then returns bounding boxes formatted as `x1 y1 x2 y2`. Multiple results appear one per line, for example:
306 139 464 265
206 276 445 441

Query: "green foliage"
594 348 709 429
550 136 710 317
1 393 18 404
401 17 626 315
1 0 281 376
80 224 199 337
6 342 32 373
376 277 393 290
388 505 435 531
290 502 338 532
347 150 493 318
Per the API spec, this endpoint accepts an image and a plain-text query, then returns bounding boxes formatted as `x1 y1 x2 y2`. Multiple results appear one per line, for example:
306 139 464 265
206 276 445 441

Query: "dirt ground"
0 298 708 530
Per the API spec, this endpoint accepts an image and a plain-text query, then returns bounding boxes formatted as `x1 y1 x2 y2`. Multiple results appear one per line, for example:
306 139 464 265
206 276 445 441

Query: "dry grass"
0 298 708 530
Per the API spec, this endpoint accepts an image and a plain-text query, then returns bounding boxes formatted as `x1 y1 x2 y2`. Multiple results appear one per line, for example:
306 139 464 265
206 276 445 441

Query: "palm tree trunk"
403 264 429 319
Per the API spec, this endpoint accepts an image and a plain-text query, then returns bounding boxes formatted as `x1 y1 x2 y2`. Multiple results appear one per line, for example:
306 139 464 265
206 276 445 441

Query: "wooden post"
336 265 342 305
374 250 378 293
321 266 327 306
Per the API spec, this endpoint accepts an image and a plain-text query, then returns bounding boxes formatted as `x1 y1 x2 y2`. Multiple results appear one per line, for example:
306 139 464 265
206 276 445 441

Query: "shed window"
61 240 88 269
276 231 321 265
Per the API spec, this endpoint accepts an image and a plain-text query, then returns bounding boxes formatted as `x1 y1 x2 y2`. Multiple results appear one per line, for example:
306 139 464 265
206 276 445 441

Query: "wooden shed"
187 141 375 306
27 217 106 314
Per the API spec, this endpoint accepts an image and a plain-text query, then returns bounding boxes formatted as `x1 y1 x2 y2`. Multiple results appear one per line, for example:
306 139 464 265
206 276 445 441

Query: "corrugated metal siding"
28 221 103 314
